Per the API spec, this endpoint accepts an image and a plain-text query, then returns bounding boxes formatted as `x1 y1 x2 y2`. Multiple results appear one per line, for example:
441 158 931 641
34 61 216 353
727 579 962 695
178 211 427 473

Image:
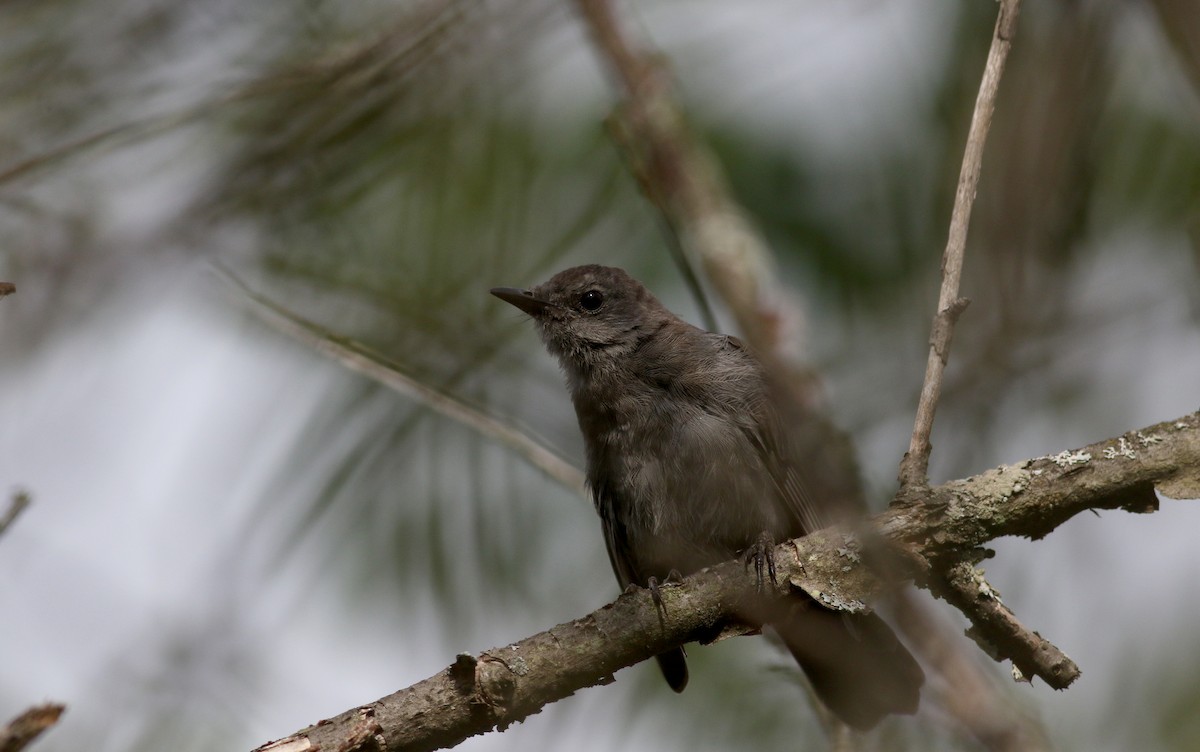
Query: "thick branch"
254 411 1200 752
900 0 1022 490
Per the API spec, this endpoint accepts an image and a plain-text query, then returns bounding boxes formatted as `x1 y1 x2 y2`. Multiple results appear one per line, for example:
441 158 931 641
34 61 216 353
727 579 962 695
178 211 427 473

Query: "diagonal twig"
898 0 1023 491
211 263 586 496
934 562 1078 688
0 491 31 540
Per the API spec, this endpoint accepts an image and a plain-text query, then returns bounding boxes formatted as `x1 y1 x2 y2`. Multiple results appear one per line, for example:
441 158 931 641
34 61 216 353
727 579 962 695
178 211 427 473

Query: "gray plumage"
492 264 923 729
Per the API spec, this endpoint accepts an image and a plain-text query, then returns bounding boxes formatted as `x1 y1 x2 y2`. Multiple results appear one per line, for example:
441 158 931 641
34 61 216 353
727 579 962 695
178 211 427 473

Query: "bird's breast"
581 389 785 567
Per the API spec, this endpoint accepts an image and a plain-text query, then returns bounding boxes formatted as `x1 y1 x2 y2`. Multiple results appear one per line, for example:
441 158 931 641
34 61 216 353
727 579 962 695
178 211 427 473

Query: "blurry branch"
891 593 1052 752
212 264 587 496
0 94 245 187
254 411 1200 752
0 53 360 188
0 704 65 752
573 0 821 406
899 0 1022 492
0 2 458 188
0 122 140 186
1149 0 1200 95
0 491 31 540
0 282 14 298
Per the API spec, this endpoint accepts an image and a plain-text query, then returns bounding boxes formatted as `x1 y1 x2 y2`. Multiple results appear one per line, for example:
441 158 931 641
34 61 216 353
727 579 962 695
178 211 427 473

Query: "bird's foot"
742 531 778 592
646 571 684 614
647 575 666 611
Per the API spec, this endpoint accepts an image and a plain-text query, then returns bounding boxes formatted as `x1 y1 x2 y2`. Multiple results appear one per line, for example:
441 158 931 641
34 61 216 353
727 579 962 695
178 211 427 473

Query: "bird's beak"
490 287 555 316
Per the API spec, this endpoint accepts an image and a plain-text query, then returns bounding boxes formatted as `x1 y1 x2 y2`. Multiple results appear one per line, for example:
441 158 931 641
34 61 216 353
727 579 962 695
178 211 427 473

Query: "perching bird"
492 264 923 729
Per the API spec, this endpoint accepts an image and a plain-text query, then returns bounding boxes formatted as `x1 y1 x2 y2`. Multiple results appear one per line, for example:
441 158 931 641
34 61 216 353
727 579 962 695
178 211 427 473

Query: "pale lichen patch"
968 463 1033 505
1048 450 1092 468
1103 437 1137 460
1137 432 1164 446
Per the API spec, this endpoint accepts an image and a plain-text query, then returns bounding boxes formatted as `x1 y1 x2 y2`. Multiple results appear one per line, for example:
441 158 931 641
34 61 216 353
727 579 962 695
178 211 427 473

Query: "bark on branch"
253 410 1200 752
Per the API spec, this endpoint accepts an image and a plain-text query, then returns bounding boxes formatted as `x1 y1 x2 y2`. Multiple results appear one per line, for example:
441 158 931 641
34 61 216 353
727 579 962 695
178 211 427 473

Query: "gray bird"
492 264 923 729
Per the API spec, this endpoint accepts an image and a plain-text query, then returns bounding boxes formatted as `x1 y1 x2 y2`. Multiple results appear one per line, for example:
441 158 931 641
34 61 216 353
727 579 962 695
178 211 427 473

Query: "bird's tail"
774 598 924 730
655 647 689 692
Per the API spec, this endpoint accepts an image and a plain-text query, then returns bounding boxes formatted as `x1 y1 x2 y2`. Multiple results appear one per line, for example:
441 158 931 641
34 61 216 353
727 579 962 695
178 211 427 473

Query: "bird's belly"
608 425 788 576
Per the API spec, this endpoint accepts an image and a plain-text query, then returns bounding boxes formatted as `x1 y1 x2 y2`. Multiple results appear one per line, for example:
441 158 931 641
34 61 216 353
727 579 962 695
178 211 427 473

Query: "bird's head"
491 264 669 379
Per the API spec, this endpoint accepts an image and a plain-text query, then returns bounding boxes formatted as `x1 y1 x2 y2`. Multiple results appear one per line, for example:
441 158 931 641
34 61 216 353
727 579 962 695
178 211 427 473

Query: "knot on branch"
929 297 971 357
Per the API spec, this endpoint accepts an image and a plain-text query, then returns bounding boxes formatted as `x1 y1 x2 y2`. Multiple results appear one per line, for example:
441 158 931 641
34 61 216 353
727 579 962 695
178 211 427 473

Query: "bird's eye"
580 290 604 312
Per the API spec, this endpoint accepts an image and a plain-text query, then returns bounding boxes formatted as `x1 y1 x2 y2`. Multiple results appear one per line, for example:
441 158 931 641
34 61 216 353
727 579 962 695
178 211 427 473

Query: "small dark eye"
580 290 604 311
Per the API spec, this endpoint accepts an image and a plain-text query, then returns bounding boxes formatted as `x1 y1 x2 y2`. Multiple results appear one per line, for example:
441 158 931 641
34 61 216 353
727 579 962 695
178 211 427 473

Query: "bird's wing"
594 478 691 692
717 334 832 537
592 478 641 589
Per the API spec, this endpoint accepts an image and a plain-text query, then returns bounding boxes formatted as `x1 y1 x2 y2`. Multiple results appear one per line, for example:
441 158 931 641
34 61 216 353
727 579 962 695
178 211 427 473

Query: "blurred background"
1 0 1199 750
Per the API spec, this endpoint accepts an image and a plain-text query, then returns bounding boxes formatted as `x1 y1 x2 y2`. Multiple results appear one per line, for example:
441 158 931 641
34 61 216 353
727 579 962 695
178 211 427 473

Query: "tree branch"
899 0 1022 490
934 562 1078 689
573 0 817 401
253 410 1200 752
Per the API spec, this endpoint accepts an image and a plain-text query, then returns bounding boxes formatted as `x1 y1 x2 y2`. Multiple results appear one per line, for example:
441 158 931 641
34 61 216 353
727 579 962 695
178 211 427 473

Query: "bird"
491 264 923 729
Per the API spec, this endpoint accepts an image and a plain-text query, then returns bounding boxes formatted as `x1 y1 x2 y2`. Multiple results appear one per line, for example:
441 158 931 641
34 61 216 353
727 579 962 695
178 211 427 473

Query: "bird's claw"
648 576 665 612
646 571 684 614
742 532 778 592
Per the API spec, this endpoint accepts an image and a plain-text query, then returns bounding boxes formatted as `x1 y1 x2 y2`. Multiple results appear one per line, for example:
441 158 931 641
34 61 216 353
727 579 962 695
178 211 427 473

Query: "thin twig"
0 491 30 540
0 95 241 187
212 264 587 496
899 0 1023 490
